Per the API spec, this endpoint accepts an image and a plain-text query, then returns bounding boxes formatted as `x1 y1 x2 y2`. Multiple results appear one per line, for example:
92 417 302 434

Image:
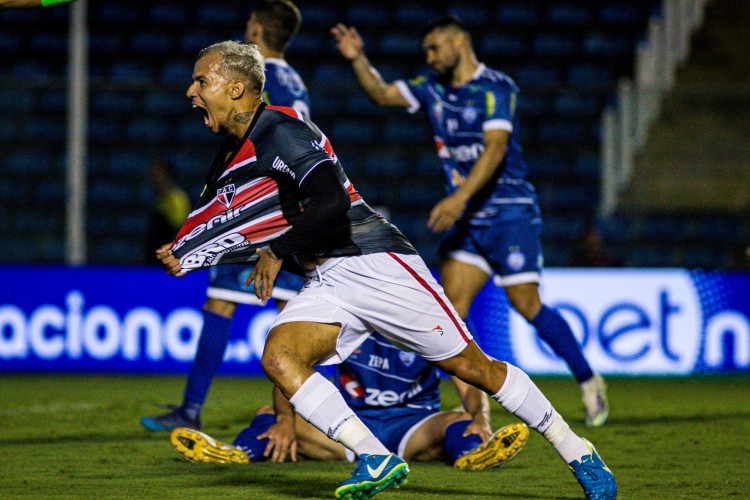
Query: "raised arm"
450 375 492 441
331 23 410 108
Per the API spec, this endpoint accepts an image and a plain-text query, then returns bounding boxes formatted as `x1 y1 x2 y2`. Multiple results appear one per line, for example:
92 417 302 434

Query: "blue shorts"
345 406 438 461
440 212 543 287
207 264 305 304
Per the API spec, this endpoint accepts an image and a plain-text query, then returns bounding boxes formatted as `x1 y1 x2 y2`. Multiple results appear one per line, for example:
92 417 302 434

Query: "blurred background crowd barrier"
2 265 748 375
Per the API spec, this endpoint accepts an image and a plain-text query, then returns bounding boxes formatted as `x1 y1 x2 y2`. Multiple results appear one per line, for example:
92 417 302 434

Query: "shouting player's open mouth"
193 103 210 127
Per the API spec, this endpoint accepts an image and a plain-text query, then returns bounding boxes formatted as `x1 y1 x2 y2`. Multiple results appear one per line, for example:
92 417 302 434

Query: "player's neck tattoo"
234 112 254 124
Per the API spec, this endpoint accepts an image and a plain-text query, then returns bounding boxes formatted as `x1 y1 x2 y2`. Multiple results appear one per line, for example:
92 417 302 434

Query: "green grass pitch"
0 374 748 499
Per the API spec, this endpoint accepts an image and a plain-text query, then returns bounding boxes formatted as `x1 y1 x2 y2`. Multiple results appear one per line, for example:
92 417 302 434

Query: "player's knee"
254 405 274 417
506 289 542 320
203 297 237 317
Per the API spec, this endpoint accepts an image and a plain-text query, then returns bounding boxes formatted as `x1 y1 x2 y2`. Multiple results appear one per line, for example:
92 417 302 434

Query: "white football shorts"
270 252 473 364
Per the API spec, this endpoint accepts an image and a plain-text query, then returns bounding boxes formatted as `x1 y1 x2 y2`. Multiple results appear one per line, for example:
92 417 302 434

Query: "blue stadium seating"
143 90 185 115
8 150 52 176
0 31 22 53
91 90 138 114
0 89 33 113
108 151 151 178
96 1 140 25
10 61 55 78
364 152 409 178
177 116 214 143
599 4 645 26
518 92 548 117
582 31 630 57
496 4 541 26
89 117 121 144
346 5 389 27
552 91 600 116
160 60 193 83
379 32 419 55
88 213 116 237
514 63 560 86
0 237 32 262
195 4 241 26
1 0 679 266
89 180 132 206
180 31 221 55
567 63 614 86
286 31 324 55
117 211 150 234
126 118 170 143
542 215 585 241
29 32 67 55
383 118 429 144
110 61 154 81
481 32 527 57
547 4 592 26
532 32 578 57
526 154 570 179
89 32 125 55
395 4 439 26
37 180 65 206
38 91 67 114
148 2 191 26
573 152 600 179
91 239 143 264
130 31 174 55
448 5 490 26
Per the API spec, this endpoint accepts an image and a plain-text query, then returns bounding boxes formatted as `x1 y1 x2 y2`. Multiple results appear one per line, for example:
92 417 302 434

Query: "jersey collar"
264 57 288 68
470 63 487 82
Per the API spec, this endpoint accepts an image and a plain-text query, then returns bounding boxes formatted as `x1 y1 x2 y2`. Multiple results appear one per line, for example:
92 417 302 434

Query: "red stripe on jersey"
386 252 471 344
174 177 279 242
240 212 290 242
228 139 257 169
266 105 300 119
345 183 362 203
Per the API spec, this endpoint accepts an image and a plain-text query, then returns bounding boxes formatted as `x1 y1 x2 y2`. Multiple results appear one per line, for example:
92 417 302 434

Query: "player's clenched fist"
156 243 187 277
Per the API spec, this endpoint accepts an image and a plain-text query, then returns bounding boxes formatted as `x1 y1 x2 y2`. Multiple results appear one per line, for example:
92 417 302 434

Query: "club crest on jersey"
399 351 416 367
430 325 444 336
507 247 526 271
461 106 478 124
217 184 235 208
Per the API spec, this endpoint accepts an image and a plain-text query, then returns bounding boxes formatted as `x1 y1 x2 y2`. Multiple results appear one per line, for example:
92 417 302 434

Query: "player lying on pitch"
170 333 528 470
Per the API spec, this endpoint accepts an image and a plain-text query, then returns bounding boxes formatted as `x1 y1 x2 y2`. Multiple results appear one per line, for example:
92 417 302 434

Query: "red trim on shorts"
386 252 471 344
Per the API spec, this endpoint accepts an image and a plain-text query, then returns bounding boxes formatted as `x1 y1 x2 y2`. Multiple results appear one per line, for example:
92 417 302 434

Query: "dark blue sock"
530 305 594 383
183 310 232 406
233 413 276 462
444 420 483 463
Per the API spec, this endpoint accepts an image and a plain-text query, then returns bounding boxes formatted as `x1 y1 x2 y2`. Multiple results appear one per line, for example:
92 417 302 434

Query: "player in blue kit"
332 15 609 427
170 332 529 471
141 0 310 432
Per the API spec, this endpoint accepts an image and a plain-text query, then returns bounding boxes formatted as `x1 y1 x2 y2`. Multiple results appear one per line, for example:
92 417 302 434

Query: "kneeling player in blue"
170 333 528 472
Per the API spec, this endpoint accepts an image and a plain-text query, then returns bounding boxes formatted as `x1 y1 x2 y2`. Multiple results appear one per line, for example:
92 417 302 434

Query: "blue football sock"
183 310 232 407
444 420 483 463
530 305 594 383
233 413 276 462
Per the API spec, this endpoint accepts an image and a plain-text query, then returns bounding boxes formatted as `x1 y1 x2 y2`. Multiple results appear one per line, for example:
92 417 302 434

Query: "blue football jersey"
396 64 539 225
263 58 310 119
335 333 442 418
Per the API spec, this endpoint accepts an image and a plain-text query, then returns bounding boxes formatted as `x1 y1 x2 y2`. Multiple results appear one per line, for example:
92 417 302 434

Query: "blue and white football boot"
334 453 409 499
569 439 617 500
